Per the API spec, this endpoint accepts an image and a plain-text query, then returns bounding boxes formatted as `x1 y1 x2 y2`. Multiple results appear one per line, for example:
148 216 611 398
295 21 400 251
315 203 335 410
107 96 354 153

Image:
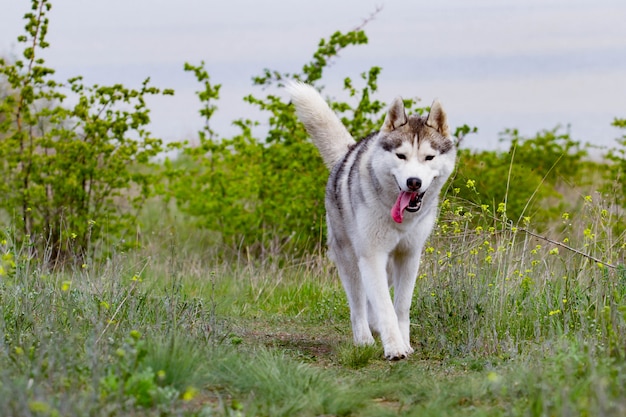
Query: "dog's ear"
426 99 450 137
382 97 408 132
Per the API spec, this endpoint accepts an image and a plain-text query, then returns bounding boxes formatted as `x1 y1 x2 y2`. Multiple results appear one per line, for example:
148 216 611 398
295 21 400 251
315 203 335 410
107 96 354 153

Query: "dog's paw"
383 342 413 361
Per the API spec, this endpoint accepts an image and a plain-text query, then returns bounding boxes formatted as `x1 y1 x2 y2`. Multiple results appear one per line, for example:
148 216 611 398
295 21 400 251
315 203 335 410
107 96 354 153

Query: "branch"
450 197 619 270
517 226 617 270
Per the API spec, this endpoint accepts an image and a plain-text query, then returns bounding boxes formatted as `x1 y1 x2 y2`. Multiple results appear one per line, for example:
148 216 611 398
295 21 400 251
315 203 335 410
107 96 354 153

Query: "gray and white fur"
287 82 457 360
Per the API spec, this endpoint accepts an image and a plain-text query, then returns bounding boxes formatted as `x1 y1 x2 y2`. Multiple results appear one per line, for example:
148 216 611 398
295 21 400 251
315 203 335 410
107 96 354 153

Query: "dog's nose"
406 177 422 192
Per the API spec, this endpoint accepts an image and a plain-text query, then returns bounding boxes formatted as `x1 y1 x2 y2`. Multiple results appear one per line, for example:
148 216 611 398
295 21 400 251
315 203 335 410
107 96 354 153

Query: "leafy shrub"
450 126 588 226
166 25 430 257
2 0 620 264
0 0 173 263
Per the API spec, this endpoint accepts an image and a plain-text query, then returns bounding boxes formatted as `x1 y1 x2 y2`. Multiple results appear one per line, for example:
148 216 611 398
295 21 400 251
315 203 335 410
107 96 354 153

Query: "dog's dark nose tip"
406 177 422 192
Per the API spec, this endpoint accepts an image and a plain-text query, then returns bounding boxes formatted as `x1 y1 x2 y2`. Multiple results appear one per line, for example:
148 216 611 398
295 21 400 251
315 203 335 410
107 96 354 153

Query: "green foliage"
99 331 180 409
0 231 221 415
605 117 626 209
0 0 172 263
0 182 625 415
166 27 430 256
451 126 589 226
1 2 626 416
414 180 625 360
1 0 623 265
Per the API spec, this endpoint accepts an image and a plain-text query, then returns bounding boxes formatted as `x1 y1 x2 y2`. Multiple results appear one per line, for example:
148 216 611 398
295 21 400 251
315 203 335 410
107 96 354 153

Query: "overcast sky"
2 0 626 151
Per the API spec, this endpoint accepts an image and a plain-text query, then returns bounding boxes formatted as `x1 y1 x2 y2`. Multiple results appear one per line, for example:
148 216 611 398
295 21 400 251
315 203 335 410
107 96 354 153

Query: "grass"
0 191 625 416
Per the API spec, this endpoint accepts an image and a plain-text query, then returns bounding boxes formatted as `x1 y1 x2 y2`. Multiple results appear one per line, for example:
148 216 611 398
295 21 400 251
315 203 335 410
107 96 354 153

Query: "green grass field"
1 191 625 416
2 1 626 414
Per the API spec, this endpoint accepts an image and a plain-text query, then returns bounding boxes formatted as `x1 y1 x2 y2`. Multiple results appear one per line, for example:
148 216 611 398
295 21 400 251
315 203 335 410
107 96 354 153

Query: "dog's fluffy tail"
286 81 355 170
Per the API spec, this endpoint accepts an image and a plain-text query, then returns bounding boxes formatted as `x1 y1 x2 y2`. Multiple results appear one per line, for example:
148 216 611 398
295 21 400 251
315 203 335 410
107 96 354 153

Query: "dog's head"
376 97 457 223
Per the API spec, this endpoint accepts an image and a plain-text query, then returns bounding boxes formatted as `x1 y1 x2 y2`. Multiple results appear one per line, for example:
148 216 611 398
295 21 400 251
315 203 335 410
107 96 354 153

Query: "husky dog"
287 82 456 360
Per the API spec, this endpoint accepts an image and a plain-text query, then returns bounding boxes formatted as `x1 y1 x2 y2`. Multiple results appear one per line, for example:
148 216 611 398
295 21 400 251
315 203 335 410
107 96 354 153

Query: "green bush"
165 28 432 257
1 0 623 263
450 126 589 226
0 0 173 263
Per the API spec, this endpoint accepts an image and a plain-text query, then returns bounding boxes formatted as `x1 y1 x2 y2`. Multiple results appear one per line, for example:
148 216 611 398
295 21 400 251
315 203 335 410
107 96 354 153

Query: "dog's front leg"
391 251 421 350
358 253 412 360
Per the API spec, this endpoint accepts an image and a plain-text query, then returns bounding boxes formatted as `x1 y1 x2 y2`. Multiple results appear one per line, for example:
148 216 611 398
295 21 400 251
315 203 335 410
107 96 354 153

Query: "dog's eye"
425 155 435 161
396 153 406 160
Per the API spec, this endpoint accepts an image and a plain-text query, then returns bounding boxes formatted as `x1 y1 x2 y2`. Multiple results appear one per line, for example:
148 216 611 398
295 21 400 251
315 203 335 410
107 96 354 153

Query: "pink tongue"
391 191 417 223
